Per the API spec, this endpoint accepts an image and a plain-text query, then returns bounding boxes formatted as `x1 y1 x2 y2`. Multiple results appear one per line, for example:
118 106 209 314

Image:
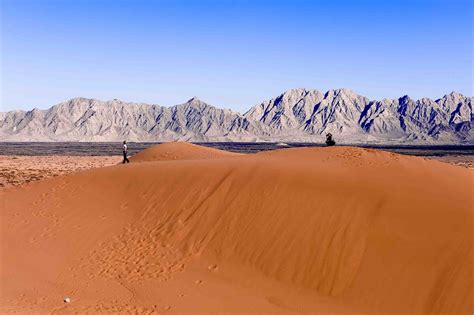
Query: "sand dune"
1 143 472 314
130 141 240 162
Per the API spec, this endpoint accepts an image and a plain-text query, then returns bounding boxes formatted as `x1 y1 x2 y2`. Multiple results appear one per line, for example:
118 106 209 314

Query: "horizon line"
2 88 471 114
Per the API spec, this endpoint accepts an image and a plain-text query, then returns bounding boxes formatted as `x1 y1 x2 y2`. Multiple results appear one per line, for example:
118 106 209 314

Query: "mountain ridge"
1 89 472 143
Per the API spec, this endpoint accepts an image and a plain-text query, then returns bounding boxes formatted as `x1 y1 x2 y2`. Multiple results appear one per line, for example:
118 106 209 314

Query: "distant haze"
1 0 472 112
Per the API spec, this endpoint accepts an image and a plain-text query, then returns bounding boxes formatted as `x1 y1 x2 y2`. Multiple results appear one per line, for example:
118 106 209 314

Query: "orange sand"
0 156 118 188
0 142 472 314
129 141 241 162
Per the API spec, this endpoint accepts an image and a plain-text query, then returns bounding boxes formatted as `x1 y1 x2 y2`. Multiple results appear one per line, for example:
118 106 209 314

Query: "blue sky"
1 0 472 112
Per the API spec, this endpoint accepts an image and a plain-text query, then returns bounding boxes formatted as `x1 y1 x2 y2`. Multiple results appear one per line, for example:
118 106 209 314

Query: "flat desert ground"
0 142 472 314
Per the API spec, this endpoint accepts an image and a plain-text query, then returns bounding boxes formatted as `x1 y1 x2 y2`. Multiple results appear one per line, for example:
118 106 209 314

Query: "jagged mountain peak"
277 88 324 102
0 89 471 143
419 97 435 103
439 91 467 103
447 91 465 98
280 88 312 96
186 96 202 103
399 95 413 102
325 88 357 97
67 97 93 103
173 97 215 112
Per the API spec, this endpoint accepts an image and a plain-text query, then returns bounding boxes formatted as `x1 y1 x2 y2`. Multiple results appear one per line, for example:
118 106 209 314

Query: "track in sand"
1 142 472 314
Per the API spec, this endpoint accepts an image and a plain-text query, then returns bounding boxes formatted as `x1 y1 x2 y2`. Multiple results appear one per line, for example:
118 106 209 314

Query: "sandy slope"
0 143 472 314
130 141 240 162
1 151 472 189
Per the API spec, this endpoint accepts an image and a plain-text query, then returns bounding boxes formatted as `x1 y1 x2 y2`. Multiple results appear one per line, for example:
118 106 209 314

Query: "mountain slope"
0 97 263 142
1 90 471 143
244 89 472 143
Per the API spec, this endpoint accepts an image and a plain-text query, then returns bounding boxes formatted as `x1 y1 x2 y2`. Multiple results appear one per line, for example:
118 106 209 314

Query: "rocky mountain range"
1 88 472 144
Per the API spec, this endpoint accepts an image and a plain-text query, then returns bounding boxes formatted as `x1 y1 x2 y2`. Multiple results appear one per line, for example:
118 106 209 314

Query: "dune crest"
1 143 472 314
130 141 240 162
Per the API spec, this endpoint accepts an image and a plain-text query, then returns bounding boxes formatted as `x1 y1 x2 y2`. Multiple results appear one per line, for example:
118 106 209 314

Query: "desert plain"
0 142 472 314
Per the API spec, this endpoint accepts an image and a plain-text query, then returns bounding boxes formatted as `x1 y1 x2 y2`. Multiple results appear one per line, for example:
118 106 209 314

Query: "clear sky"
1 0 472 112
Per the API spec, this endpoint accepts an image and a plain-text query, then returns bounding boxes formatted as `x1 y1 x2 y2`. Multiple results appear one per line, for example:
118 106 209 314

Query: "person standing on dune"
122 141 130 163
